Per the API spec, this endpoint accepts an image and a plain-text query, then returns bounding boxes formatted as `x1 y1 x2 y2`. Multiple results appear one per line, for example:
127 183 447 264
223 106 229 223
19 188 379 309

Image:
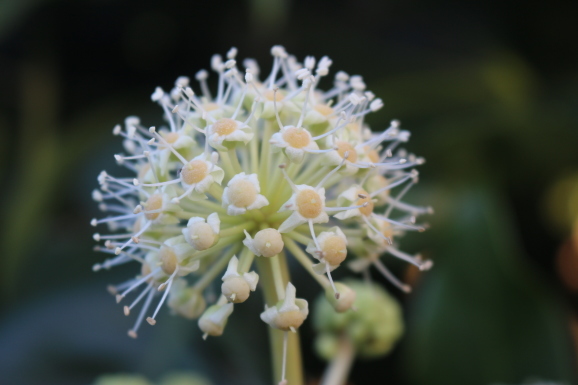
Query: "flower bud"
313 280 404 359
260 282 309 331
221 256 259 303
168 279 206 319
325 282 356 313
243 228 284 257
198 303 234 337
182 213 220 250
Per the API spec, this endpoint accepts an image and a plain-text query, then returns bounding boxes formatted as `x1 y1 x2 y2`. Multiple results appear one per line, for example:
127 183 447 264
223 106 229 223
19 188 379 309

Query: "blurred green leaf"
404 186 576 385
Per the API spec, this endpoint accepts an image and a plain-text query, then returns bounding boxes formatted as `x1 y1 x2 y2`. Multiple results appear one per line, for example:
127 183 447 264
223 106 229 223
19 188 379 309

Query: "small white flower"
207 117 254 151
260 282 309 331
182 213 220 250
222 172 269 216
305 226 348 274
278 185 328 233
198 303 234 338
168 279 206 319
243 228 284 257
141 191 180 225
159 235 200 277
333 185 375 220
221 255 259 303
324 137 361 175
179 154 224 197
270 126 319 163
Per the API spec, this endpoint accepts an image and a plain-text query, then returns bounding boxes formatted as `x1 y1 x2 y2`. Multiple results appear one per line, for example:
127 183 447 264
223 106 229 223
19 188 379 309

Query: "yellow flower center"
336 141 358 163
314 104 334 117
356 188 374 216
181 159 209 185
204 103 219 111
282 127 310 149
321 235 347 266
364 145 380 164
228 179 257 207
160 246 178 275
145 194 163 220
163 132 179 144
265 89 284 101
296 189 323 219
213 118 237 136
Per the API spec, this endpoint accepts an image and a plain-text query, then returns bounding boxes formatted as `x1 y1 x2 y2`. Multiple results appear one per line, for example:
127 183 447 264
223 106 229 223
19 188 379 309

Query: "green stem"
220 221 254 238
283 237 329 288
256 255 304 385
193 244 241 291
259 121 274 192
319 336 356 385
219 150 237 179
228 148 244 174
238 247 255 273
208 183 223 202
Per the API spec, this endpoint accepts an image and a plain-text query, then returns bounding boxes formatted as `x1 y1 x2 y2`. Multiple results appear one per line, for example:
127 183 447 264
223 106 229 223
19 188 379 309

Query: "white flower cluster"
91 45 432 383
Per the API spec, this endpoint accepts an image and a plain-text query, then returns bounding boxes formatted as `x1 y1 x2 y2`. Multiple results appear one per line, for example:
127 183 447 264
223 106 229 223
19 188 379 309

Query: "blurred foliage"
93 371 211 385
0 0 577 385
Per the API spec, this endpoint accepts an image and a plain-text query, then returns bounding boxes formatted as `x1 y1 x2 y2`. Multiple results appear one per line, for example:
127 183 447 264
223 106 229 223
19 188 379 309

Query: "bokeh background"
1 1 578 384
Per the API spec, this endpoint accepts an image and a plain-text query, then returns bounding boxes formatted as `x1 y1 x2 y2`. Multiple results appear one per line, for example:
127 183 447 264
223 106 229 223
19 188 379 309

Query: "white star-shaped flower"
222 172 269 215
207 117 254 151
270 126 319 163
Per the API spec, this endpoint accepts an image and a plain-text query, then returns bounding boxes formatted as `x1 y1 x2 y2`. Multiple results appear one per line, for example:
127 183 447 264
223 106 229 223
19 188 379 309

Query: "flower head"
91 45 432 382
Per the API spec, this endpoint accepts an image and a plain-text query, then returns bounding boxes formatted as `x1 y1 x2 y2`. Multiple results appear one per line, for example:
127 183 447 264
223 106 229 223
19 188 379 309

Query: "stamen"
296 77 313 128
146 267 179 325
387 246 432 271
372 259 412 293
384 180 416 219
302 147 336 154
128 285 156 339
315 153 348 189
325 202 369 212
124 283 153 316
278 164 298 193
92 254 132 272
369 172 415 198
310 115 347 140
149 127 188 165
279 330 289 385
159 100 177 133
273 88 284 130
231 83 248 120
371 213 425 232
93 213 139 226
243 96 260 125
171 183 197 204
325 262 339 299
385 196 434 215
196 69 212 100
114 220 152 255
107 279 136 295
138 179 181 187
361 215 392 245
117 267 161 303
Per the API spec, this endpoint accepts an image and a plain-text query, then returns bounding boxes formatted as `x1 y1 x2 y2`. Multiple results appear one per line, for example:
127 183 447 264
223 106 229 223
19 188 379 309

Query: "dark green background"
1 1 577 384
